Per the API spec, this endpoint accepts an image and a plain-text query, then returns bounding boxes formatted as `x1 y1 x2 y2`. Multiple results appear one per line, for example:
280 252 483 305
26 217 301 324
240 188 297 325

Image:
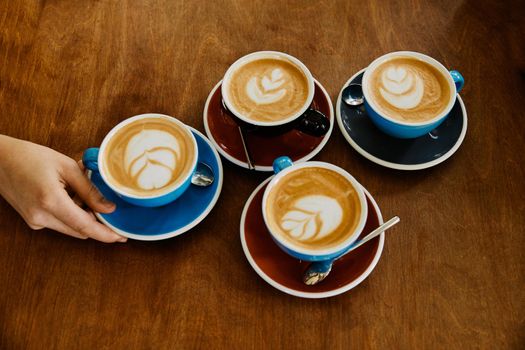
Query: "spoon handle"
347 216 400 253
303 216 400 286
238 126 255 170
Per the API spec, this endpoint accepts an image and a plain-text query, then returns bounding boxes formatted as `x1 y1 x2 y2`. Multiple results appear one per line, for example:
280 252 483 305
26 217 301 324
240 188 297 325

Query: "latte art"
102 117 196 197
246 68 287 105
379 66 424 109
225 57 310 123
265 167 362 251
124 130 180 190
367 57 451 123
281 195 343 242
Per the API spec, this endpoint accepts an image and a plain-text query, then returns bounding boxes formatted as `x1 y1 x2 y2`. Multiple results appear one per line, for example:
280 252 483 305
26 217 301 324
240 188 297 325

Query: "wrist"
0 135 12 196
0 135 13 164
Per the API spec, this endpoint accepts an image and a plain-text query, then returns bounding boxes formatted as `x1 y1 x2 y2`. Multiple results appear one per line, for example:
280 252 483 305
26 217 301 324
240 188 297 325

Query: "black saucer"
336 69 467 170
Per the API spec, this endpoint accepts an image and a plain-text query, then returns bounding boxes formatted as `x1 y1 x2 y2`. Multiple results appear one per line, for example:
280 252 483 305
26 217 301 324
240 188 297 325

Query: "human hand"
0 135 127 243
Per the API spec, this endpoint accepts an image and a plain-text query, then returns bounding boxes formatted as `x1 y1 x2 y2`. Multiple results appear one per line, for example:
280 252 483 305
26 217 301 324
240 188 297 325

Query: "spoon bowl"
342 83 364 106
191 162 214 186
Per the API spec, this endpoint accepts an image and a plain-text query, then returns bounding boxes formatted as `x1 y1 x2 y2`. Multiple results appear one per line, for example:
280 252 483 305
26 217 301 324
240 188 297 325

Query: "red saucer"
203 80 334 171
240 178 385 298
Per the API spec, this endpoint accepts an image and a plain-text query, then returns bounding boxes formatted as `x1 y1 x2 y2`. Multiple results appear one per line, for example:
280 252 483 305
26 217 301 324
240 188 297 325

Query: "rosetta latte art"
379 66 424 109
280 195 343 242
124 130 180 190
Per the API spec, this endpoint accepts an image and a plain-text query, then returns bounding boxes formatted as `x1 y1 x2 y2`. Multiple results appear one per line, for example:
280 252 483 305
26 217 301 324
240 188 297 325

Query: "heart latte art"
265 167 362 251
379 66 424 109
367 57 451 123
225 57 310 123
102 117 196 197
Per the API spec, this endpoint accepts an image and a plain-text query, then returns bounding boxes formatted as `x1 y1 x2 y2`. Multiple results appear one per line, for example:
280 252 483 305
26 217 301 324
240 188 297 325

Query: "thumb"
63 160 116 213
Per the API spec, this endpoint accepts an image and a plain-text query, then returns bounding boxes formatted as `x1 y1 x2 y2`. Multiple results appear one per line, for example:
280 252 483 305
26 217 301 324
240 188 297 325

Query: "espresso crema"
265 167 362 251
102 117 196 197
225 57 310 123
366 56 451 123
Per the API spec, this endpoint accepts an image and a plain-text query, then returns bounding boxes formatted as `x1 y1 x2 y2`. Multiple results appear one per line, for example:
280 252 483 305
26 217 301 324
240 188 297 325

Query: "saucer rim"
91 127 224 241
336 68 468 171
239 177 385 299
203 79 334 172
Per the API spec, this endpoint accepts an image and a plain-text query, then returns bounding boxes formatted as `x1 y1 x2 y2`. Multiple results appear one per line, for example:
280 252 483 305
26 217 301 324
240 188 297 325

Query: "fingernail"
117 236 127 243
101 197 116 208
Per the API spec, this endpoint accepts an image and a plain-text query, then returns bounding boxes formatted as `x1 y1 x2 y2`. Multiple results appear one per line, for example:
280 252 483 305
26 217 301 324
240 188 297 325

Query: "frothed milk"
366 56 451 123
101 117 196 197
224 56 310 123
265 167 362 251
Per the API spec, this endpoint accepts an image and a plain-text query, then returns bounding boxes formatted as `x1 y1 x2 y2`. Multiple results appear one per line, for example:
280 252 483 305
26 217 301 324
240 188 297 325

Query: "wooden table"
1 1 523 348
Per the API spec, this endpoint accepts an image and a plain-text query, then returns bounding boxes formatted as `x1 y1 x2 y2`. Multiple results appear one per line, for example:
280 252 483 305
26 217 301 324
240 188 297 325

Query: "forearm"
0 135 16 200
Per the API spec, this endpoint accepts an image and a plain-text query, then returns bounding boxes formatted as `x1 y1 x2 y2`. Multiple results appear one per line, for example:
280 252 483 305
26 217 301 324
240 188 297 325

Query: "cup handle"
272 156 293 174
82 148 100 172
294 108 330 137
450 70 464 93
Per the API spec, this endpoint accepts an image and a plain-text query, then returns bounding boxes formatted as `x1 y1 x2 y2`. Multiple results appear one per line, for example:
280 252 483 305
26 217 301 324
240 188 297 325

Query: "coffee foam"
102 118 195 197
226 57 309 123
125 129 180 190
367 56 451 123
265 167 362 251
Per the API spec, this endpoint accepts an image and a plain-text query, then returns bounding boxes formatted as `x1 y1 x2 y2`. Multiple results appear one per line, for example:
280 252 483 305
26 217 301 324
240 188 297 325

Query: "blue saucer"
89 128 223 240
336 69 467 170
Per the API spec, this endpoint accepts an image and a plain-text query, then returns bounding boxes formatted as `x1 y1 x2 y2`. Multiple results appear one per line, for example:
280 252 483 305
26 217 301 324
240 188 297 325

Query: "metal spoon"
191 162 214 186
238 126 255 170
342 83 364 106
303 216 400 285
221 98 256 170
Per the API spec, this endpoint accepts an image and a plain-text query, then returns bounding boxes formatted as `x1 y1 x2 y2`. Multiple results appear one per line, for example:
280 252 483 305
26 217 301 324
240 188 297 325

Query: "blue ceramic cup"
362 51 464 139
262 156 368 262
82 114 198 207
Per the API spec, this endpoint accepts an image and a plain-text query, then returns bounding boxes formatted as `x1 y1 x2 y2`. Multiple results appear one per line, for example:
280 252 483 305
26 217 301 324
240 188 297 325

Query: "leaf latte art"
265 167 362 251
102 117 196 197
280 195 343 242
367 57 452 123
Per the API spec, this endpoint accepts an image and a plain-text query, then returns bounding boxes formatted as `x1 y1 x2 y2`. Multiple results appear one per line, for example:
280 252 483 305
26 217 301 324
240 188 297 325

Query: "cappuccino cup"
221 51 329 136
83 114 198 207
262 156 368 262
362 51 464 138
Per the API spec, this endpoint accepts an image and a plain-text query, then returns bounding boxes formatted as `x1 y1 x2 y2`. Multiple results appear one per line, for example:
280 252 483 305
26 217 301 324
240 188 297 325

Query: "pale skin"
0 135 127 243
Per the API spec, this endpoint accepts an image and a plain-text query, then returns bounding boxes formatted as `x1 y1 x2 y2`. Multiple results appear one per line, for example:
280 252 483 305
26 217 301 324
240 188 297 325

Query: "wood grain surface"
1 0 524 349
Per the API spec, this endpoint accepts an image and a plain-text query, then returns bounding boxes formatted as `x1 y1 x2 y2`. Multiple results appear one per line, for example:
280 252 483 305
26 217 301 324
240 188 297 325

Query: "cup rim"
362 51 457 127
261 161 368 256
221 50 315 127
97 113 198 199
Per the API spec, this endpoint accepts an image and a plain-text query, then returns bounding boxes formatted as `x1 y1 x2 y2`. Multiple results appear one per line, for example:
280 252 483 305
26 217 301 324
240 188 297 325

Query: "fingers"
72 194 83 208
24 209 88 240
62 160 115 214
46 215 88 240
52 189 127 243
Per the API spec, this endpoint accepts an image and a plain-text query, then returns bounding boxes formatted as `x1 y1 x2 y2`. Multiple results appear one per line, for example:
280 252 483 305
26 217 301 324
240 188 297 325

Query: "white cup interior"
221 51 315 127
262 161 368 257
97 113 198 199
362 51 457 126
